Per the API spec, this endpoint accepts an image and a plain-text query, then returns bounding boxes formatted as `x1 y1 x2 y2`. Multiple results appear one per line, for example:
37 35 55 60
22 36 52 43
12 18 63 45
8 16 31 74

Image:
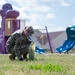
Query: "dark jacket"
6 30 32 59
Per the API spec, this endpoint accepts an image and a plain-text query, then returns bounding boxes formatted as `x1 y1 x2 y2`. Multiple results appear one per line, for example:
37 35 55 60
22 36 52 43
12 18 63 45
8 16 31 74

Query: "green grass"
0 53 75 75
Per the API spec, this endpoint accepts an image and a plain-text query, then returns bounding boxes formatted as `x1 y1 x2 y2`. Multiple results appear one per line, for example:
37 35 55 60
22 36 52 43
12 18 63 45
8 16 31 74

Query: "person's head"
23 26 34 36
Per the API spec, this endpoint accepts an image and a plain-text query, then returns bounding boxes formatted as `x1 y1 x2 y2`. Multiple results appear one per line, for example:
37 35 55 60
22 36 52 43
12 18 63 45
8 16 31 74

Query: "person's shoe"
9 55 15 61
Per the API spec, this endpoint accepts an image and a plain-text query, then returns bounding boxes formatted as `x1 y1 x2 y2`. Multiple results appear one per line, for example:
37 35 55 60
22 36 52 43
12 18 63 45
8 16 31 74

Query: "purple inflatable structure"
0 3 20 54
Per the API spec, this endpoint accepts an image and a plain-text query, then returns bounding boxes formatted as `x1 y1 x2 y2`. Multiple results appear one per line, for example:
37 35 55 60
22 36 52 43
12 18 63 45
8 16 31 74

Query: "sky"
0 0 75 32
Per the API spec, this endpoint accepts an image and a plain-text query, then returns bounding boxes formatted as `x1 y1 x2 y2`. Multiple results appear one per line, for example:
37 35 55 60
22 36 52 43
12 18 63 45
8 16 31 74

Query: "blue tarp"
35 46 45 54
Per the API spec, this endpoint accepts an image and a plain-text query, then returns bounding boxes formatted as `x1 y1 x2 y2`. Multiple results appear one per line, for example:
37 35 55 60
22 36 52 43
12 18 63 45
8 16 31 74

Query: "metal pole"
45 26 53 54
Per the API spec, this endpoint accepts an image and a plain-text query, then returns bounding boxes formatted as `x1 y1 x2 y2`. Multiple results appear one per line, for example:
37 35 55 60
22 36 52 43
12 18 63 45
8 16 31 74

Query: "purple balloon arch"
0 3 20 54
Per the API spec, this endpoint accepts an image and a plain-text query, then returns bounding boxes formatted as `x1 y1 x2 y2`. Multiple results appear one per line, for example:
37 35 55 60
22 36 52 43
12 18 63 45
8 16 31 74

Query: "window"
8 21 10 29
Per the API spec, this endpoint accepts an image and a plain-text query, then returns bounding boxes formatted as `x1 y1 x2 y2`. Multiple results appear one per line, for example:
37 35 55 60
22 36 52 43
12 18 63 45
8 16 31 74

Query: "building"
31 29 67 52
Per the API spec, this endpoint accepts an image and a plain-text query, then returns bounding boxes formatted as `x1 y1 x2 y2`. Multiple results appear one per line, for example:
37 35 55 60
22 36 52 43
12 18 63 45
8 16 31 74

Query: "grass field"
0 53 75 75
